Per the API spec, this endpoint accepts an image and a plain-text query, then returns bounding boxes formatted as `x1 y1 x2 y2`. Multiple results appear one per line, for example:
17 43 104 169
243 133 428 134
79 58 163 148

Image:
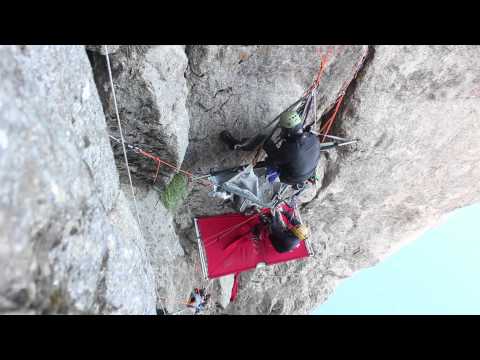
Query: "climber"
187 288 210 314
255 205 310 253
220 110 321 185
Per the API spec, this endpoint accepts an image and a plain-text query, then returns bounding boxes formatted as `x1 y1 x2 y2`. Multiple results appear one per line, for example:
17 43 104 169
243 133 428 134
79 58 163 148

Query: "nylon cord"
104 45 169 316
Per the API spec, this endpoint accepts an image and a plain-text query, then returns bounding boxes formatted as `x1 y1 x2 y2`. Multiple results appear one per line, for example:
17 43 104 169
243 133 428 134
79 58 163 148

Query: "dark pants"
234 134 268 151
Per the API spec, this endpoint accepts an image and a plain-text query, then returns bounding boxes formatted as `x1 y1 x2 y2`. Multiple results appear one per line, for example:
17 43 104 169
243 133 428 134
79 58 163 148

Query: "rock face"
1 45 480 315
85 45 121 55
181 45 370 313
120 184 197 313
0 45 156 314
307 45 480 257
199 45 480 314
182 45 368 219
97 190 156 314
87 45 189 188
184 45 368 171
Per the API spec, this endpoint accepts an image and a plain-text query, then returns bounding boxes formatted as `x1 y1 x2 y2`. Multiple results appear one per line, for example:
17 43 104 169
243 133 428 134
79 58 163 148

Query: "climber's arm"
263 139 292 166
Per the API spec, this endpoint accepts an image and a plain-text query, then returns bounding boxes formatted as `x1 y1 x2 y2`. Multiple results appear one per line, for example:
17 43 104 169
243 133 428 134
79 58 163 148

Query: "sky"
313 203 480 315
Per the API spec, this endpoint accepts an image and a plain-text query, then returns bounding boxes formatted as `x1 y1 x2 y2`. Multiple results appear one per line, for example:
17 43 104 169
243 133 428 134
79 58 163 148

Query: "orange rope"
318 46 369 142
137 148 194 178
252 48 335 166
320 94 345 142
304 47 334 96
136 148 212 187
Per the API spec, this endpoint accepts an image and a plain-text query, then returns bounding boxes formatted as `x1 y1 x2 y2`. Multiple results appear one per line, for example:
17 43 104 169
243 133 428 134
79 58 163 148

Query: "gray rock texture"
120 183 194 313
177 45 480 314
104 191 156 314
184 45 368 171
182 46 367 218
2 45 480 315
87 45 189 188
85 45 121 55
0 45 156 314
181 45 372 313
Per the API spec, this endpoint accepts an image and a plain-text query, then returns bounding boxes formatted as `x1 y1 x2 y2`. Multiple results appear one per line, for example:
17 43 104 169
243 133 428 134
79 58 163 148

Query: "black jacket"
268 210 301 253
263 131 321 185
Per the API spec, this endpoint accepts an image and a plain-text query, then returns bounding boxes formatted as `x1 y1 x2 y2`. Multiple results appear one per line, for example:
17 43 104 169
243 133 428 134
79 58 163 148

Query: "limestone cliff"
0 45 156 314
198 45 480 314
1 45 479 315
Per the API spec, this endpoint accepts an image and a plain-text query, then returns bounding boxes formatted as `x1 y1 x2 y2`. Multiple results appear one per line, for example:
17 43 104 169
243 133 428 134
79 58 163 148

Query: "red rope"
137 149 194 178
252 48 335 167
152 159 161 184
304 47 334 96
318 47 369 142
202 212 263 246
135 147 213 187
320 94 345 142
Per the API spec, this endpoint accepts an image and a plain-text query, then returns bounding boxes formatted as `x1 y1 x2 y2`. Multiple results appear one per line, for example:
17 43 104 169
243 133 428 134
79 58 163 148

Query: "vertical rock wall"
0 45 156 314
2 44 479 315
182 45 480 314
87 45 189 188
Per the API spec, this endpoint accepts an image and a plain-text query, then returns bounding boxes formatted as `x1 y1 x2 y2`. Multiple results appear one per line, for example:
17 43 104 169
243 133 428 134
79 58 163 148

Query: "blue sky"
313 203 480 315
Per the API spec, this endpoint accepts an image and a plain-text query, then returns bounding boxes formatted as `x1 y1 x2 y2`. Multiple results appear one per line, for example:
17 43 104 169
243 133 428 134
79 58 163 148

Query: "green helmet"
279 111 302 129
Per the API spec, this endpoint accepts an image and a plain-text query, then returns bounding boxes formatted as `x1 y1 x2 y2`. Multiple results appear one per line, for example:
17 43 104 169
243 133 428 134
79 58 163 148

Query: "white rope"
103 45 168 316
204 279 213 292
104 45 142 228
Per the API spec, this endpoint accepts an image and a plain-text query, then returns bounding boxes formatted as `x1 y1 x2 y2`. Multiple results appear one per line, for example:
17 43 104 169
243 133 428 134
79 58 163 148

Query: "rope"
320 93 345 142
108 135 212 187
202 212 262 246
303 47 332 96
136 148 195 178
104 46 142 228
204 279 213 292
252 48 334 166
301 90 313 122
104 45 168 316
317 46 369 142
152 160 161 185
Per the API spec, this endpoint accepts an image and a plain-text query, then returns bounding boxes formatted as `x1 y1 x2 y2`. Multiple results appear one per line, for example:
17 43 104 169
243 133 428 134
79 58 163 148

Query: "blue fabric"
266 167 279 183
